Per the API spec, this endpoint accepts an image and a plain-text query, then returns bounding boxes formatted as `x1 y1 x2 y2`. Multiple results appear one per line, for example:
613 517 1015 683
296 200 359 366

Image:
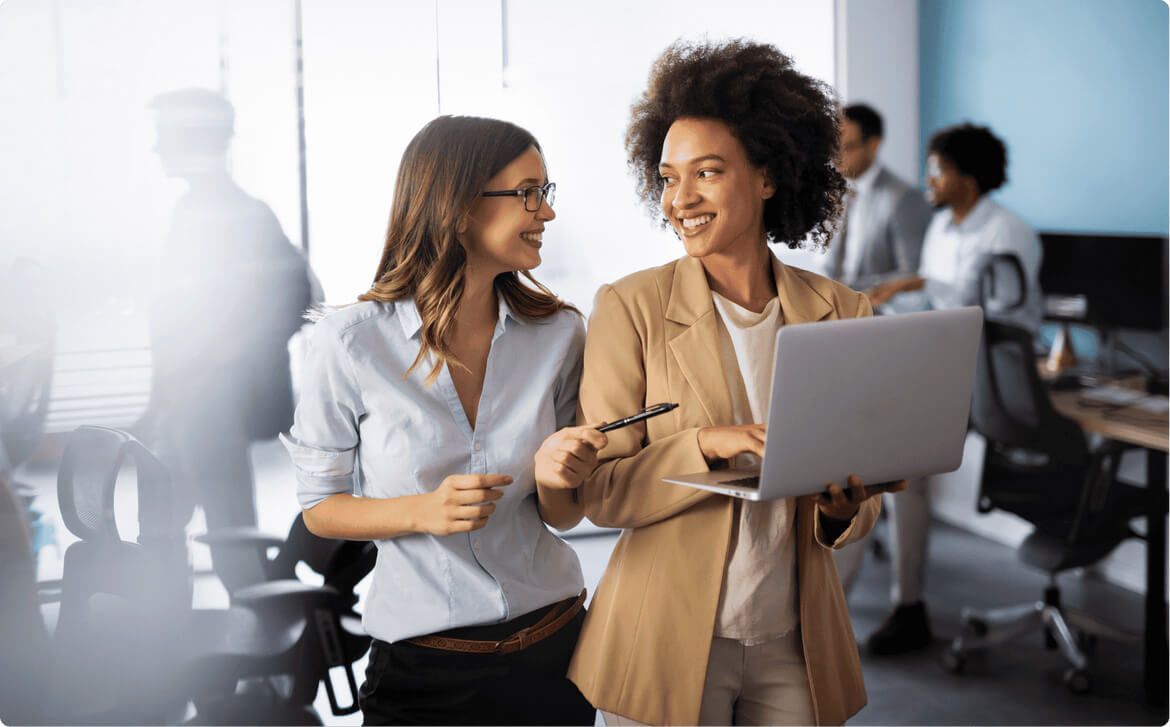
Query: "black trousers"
360 602 595 726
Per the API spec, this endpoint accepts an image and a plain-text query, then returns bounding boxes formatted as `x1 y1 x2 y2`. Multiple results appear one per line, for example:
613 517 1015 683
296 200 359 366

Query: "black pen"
597 402 679 433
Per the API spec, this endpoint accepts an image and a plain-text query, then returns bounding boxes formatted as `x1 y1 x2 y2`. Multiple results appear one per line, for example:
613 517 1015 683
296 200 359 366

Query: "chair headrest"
57 426 182 544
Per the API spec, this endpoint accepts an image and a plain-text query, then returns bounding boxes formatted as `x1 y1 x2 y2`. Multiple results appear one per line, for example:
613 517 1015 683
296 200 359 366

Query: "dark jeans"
360 602 595 726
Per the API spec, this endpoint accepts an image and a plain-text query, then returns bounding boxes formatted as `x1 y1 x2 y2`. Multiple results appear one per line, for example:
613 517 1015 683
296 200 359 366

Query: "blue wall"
920 0 1168 236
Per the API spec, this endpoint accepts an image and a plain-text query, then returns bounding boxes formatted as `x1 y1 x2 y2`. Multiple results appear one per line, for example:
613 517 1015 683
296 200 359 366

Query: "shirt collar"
946 195 995 233
852 161 882 194
395 298 423 339
493 294 517 342
394 293 517 341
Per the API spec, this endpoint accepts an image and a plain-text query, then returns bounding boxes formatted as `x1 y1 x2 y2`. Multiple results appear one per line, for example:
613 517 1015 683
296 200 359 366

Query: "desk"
1050 387 1168 705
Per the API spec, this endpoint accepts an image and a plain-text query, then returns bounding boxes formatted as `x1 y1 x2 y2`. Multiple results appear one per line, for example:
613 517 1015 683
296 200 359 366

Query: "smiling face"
658 117 774 260
461 145 555 276
925 152 977 209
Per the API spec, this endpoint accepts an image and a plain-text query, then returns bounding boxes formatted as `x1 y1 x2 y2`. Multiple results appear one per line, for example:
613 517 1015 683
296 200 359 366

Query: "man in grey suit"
830 104 935 657
828 104 932 292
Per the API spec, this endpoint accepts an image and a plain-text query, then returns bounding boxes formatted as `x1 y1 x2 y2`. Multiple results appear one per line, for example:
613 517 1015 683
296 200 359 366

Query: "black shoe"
867 601 934 656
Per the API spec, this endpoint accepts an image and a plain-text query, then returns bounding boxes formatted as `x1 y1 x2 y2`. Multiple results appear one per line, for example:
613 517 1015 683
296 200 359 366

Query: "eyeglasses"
481 181 556 212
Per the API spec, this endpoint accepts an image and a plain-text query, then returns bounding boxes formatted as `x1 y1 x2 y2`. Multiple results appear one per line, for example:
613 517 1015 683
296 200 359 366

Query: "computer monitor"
1039 232 1168 332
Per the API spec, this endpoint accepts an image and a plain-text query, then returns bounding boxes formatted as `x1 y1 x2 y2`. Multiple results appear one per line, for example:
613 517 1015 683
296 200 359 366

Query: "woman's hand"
535 425 609 490
415 473 512 535
697 424 766 465
815 474 907 521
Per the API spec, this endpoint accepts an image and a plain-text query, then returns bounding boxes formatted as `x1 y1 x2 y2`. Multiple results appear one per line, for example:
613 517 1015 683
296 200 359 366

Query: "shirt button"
474 442 482 452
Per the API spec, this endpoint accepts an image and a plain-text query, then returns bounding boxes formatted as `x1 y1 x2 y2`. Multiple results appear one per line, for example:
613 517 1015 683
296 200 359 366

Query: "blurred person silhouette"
826 103 935 651
856 123 1042 656
826 103 931 291
145 88 313 590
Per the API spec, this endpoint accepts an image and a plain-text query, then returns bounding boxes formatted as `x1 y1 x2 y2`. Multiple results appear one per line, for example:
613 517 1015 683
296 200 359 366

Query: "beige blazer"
566 254 880 726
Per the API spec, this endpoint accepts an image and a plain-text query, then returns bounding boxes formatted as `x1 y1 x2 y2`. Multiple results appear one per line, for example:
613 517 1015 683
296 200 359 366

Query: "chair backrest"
971 320 1088 467
57 426 183 545
978 253 1028 313
50 426 191 724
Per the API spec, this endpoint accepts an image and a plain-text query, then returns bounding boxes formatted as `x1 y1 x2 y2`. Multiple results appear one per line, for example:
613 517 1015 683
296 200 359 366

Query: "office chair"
190 490 376 710
195 514 375 600
44 426 372 724
193 517 376 719
48 425 194 724
939 319 1146 694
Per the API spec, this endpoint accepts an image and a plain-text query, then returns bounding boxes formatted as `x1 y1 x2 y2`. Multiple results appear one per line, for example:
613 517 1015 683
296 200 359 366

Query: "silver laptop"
663 306 983 501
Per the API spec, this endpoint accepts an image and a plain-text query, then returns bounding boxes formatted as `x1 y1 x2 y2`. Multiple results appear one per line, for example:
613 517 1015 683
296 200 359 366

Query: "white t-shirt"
710 291 799 645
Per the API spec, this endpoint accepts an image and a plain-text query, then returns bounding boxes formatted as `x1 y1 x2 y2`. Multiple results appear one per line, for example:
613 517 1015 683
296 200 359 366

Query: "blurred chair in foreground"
16 426 370 724
0 470 51 725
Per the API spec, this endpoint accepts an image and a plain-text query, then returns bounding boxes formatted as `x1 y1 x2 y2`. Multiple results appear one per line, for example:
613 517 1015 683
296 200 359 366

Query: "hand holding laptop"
818 475 908 521
662 307 983 502
697 423 906 518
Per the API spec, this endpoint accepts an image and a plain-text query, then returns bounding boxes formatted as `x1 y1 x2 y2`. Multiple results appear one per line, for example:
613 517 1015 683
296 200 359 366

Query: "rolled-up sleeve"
280 320 365 509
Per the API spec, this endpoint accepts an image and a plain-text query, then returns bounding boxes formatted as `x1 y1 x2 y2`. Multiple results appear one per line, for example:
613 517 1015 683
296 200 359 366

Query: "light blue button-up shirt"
281 297 585 643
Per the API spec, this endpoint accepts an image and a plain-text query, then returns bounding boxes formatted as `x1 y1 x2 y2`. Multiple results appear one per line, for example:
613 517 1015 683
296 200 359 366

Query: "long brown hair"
359 115 576 383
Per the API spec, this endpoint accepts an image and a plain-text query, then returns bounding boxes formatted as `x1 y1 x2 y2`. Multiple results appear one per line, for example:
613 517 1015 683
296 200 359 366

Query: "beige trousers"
833 477 931 605
602 629 815 726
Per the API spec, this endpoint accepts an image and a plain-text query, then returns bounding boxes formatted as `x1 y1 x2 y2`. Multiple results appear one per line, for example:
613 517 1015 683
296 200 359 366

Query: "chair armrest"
194 528 284 552
231 579 343 618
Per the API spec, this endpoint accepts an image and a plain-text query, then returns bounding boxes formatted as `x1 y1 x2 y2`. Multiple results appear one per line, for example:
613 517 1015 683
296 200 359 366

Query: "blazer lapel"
663 254 835 428
665 256 734 428
774 255 834 325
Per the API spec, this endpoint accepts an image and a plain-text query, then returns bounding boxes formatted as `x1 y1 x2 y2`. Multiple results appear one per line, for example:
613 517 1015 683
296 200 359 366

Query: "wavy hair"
626 39 846 250
359 115 575 383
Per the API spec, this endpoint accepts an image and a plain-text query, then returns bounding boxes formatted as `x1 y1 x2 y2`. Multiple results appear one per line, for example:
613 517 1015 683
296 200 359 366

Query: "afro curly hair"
927 123 1008 194
625 38 845 250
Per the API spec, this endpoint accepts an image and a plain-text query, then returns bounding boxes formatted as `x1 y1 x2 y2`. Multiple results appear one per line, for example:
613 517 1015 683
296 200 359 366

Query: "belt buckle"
497 633 524 654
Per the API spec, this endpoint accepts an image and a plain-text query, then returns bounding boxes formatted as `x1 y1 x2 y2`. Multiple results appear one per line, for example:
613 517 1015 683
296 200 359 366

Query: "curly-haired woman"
565 40 903 726
283 115 604 725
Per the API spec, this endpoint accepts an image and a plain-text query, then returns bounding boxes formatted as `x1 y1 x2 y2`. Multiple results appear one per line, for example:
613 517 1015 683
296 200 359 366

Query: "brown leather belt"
406 589 586 655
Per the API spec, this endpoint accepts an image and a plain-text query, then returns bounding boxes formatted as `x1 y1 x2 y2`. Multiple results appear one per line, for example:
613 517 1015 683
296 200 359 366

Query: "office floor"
16 438 1168 726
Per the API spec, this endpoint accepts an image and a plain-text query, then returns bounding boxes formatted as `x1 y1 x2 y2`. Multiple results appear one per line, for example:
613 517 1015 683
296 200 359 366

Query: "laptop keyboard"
719 476 760 488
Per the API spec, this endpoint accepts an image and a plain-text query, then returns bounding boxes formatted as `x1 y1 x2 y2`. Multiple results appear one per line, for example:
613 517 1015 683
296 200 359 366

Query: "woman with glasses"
566 41 899 725
282 115 602 725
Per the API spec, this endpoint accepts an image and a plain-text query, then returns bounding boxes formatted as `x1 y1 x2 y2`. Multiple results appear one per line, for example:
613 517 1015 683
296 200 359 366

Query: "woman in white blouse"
281 115 604 725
